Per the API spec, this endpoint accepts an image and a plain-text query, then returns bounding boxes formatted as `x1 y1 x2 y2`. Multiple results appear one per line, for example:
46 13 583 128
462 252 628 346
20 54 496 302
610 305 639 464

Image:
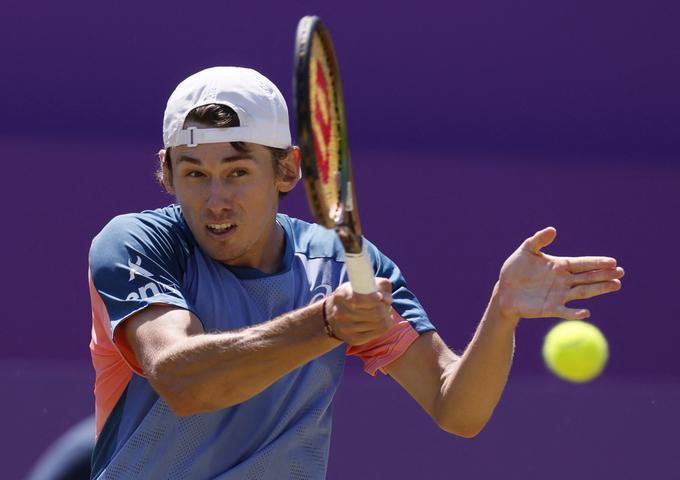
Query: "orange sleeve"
89 273 142 437
346 308 420 376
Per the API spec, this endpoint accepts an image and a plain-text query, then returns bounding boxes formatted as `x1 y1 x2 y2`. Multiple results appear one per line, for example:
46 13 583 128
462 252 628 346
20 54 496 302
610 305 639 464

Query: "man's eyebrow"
177 153 254 165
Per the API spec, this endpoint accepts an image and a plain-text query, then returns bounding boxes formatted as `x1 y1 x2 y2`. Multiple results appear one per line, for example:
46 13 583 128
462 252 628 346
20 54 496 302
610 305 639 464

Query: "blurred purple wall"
3 0 678 478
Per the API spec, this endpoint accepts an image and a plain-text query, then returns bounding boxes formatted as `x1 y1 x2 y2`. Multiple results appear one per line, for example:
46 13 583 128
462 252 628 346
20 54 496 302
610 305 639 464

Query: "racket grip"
345 242 376 294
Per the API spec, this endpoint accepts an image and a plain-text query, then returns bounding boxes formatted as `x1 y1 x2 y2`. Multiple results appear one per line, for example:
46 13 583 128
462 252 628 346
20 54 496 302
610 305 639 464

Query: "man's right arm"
119 301 338 416
118 278 394 416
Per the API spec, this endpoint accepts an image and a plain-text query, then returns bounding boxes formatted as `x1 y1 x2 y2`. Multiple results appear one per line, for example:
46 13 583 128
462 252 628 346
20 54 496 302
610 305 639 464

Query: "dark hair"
157 104 293 195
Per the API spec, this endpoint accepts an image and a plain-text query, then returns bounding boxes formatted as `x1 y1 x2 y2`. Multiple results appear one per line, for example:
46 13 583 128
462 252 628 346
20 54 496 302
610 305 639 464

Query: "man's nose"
205 179 233 213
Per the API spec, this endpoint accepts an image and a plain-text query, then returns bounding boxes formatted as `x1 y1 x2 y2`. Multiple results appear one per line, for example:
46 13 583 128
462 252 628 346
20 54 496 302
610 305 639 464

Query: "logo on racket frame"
311 59 333 185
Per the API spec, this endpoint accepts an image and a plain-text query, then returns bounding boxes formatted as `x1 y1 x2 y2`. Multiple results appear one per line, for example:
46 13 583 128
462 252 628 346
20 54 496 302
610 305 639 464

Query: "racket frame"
294 15 376 294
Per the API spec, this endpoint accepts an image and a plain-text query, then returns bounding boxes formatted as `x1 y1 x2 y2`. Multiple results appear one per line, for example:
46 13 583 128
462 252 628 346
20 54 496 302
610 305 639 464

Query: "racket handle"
345 242 376 294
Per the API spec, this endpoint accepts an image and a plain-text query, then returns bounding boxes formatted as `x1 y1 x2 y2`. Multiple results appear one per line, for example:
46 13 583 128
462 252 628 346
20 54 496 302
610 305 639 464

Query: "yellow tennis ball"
542 320 609 383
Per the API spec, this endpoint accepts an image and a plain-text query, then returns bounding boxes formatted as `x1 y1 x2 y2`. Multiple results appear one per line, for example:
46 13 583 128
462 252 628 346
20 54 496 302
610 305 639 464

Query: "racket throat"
335 225 364 254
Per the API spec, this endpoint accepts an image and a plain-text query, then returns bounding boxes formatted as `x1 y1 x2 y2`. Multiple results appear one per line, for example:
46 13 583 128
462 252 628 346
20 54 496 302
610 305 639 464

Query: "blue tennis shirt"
88 205 434 479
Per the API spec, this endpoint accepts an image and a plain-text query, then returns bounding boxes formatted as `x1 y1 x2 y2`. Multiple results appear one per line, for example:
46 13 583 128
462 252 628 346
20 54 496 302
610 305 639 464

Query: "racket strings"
309 33 345 225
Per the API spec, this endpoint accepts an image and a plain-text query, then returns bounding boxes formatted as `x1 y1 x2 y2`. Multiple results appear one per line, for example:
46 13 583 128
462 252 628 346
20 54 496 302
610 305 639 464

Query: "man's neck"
253 219 286 275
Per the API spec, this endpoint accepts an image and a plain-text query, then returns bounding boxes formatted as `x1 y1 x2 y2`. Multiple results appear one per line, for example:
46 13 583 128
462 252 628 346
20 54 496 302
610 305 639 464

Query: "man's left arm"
383 287 516 438
383 227 624 438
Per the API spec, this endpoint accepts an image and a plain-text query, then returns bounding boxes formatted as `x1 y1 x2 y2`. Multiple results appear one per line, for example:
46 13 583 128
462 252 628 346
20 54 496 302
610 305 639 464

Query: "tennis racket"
294 15 375 295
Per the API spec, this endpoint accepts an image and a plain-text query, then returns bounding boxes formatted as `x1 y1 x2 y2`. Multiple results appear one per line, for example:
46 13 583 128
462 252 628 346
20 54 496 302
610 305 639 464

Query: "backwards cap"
163 66 292 149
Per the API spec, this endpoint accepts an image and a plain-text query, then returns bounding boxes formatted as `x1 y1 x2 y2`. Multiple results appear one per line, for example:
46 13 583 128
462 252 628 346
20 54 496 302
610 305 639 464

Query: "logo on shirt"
125 255 181 301
128 256 154 281
309 284 332 304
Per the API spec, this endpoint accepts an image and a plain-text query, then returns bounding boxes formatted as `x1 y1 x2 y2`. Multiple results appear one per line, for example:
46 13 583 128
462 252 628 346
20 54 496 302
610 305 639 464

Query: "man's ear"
277 146 301 194
158 149 176 195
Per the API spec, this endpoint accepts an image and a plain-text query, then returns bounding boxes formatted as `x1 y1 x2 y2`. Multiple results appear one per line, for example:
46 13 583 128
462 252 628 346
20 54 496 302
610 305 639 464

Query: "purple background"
4 0 679 478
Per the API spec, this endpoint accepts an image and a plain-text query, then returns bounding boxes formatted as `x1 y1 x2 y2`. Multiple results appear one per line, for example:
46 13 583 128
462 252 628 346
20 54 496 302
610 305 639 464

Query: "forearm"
436 283 519 436
153 301 341 414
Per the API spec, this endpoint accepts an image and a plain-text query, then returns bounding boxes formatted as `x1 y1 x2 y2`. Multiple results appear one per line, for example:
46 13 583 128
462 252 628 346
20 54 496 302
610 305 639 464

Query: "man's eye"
187 171 205 178
231 170 247 178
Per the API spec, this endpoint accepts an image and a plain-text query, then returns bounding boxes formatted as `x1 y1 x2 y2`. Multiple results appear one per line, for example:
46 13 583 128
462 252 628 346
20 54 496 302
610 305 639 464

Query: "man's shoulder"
96 204 184 235
91 205 194 256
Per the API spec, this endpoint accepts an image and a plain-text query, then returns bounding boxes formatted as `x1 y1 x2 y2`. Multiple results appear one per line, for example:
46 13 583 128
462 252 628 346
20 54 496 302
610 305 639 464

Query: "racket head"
294 16 363 248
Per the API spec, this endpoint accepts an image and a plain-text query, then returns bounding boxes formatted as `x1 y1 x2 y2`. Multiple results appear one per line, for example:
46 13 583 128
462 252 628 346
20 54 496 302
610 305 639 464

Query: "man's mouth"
206 223 236 236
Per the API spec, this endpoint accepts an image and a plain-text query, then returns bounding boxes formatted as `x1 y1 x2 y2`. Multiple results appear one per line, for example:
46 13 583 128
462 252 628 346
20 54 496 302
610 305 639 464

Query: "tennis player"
88 66 624 479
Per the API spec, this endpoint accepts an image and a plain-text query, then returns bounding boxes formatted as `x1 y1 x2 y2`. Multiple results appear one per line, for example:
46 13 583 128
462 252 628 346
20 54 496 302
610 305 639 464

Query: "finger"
352 293 388 309
346 279 392 308
335 288 384 309
332 301 391 324
377 290 394 306
565 280 622 301
522 227 557 254
554 306 591 321
354 303 393 325
342 316 388 330
375 277 392 292
341 322 391 345
565 256 617 273
346 319 390 334
375 278 393 304
570 267 625 286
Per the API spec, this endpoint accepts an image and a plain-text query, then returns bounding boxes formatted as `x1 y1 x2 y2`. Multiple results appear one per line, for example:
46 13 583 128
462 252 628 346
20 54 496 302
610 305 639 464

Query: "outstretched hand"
496 227 624 322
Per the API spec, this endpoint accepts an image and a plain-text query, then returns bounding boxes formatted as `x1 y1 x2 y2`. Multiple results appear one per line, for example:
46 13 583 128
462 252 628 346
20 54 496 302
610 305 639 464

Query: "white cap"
163 66 292 149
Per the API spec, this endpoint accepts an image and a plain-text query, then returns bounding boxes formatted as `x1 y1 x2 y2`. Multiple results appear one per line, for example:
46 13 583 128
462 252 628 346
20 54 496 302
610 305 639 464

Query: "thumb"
375 278 393 305
523 227 557 253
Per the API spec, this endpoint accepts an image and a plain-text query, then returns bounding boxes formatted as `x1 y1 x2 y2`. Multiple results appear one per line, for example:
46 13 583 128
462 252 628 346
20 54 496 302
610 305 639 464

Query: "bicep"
115 305 205 377
382 331 459 418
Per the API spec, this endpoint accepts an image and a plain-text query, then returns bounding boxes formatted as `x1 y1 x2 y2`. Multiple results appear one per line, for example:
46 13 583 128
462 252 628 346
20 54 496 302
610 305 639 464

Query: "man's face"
163 141 298 271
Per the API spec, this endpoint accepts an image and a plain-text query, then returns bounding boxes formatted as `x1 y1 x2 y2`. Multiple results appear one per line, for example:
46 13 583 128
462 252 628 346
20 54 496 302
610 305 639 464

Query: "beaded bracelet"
321 297 339 340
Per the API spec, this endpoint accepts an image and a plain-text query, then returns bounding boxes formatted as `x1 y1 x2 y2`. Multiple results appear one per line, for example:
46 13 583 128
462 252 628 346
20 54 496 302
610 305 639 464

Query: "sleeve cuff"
346 309 420 376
